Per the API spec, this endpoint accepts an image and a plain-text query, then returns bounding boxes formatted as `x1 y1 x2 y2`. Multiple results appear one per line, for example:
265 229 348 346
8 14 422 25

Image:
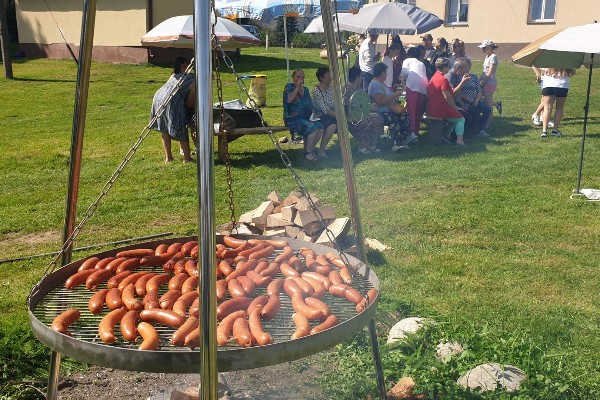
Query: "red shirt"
427 71 462 119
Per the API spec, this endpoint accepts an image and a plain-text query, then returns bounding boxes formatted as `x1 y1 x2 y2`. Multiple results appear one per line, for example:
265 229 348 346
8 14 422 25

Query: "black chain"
213 43 355 271
212 7 238 233
29 62 196 299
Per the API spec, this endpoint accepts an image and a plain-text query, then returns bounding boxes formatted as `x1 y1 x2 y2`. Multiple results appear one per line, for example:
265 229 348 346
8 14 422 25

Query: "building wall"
377 0 600 59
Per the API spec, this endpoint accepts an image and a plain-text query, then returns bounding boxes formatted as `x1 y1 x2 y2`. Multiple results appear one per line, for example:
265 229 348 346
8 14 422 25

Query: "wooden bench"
212 125 291 162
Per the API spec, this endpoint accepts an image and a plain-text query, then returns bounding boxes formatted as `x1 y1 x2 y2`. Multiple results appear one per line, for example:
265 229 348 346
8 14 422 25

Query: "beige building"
15 0 194 63
14 0 600 63
375 0 600 59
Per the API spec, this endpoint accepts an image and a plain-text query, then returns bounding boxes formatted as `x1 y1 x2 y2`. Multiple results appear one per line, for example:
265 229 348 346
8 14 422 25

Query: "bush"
291 33 321 49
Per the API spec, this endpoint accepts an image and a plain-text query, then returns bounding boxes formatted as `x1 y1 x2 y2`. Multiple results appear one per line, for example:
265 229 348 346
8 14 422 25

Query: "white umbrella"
304 14 347 34
512 22 600 195
335 2 443 35
216 0 363 80
141 15 260 49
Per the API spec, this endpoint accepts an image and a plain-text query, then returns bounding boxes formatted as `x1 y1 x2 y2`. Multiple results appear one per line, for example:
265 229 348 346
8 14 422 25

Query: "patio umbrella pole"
320 1 387 399
194 2 218 399
284 16 290 81
47 0 98 399
576 52 594 194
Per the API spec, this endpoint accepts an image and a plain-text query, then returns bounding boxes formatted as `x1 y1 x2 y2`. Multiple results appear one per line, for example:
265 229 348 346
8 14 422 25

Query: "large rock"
457 363 526 393
435 341 464 362
387 317 428 344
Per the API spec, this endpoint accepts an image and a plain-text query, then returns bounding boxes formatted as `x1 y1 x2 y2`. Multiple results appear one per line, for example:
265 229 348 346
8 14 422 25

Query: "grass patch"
1 47 600 398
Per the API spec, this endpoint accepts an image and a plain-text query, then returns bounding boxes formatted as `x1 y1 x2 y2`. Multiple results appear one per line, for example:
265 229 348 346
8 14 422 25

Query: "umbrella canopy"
335 2 443 35
215 0 363 80
216 0 361 24
141 15 260 49
512 22 600 195
304 14 349 34
511 23 600 68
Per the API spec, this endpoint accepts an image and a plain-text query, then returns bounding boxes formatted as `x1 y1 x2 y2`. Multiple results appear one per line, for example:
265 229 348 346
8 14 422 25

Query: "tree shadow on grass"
228 53 325 73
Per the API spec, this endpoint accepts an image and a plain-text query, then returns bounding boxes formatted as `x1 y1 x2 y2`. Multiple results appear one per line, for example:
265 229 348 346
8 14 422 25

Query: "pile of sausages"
50 236 377 351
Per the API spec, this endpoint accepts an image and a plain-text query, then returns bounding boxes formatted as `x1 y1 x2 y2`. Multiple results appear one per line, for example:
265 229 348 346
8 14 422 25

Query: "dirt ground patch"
57 354 328 400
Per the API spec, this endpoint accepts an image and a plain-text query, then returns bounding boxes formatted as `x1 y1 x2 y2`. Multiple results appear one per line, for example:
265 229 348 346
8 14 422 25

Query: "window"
446 0 468 24
529 0 557 22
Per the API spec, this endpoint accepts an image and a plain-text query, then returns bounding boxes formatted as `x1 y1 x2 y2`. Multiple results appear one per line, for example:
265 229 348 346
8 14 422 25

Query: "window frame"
445 0 469 26
528 0 557 24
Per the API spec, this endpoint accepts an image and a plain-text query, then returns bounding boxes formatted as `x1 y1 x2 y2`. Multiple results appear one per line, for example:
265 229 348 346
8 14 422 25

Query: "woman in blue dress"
150 57 195 163
283 69 324 161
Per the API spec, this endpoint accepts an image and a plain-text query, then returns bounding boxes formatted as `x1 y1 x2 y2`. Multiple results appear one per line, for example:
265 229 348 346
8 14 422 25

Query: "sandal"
305 152 319 161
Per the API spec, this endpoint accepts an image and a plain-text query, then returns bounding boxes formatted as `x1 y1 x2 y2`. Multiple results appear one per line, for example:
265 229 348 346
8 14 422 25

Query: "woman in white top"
382 44 402 89
478 40 502 130
537 68 576 138
400 47 428 136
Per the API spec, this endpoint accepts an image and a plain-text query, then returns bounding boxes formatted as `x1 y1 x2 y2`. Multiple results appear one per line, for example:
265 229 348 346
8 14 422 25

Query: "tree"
0 0 13 79
270 16 299 47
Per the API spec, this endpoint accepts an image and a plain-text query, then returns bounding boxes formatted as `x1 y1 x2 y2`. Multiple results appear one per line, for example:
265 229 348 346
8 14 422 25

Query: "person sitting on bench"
283 69 324 162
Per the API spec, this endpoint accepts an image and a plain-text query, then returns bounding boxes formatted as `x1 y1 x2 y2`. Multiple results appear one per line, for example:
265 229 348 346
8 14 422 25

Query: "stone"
251 200 275 227
266 212 293 228
263 227 286 237
164 375 233 400
280 205 296 222
436 341 464 362
266 191 281 205
293 206 336 227
294 194 322 211
388 377 423 399
387 317 428 344
285 225 302 239
238 210 255 224
315 217 350 245
457 363 526 393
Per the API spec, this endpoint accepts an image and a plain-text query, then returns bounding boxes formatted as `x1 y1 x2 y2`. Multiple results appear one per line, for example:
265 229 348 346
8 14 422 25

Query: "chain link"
30 62 197 298
212 7 238 233
214 43 355 271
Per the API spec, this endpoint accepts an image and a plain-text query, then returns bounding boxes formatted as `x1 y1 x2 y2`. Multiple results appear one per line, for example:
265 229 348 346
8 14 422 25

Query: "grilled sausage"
50 309 80 335
120 310 139 342
249 307 272 346
86 268 113 291
310 314 339 335
77 257 100 272
291 312 310 340
216 297 253 320
261 294 281 321
115 248 154 258
137 321 160 350
172 291 199 317
172 316 199 347
216 310 246 346
139 309 186 328
105 287 124 310
122 283 143 311
88 288 109 314
98 307 127 344
232 317 253 347
65 269 96 289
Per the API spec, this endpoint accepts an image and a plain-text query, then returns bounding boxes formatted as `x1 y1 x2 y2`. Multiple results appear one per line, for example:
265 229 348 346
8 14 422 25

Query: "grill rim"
28 235 379 373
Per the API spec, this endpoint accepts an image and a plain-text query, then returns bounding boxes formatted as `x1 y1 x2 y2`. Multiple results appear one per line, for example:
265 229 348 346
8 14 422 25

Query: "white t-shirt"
359 39 377 74
382 55 394 88
542 73 570 89
482 54 498 83
401 58 428 94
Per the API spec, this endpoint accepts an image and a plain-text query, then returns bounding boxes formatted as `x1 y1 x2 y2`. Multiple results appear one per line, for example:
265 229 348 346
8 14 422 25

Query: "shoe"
391 145 408 152
278 136 289 144
551 130 562 137
179 148 185 156
305 152 318 161
477 130 490 137
404 133 419 145
541 131 548 138
291 138 304 145
495 101 502 115
532 114 541 126
548 121 555 128
357 148 371 154
317 150 328 158
455 142 466 147
370 147 382 154
441 135 452 145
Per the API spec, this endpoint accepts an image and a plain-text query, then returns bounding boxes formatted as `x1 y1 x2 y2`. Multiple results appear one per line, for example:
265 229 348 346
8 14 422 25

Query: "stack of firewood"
236 191 352 249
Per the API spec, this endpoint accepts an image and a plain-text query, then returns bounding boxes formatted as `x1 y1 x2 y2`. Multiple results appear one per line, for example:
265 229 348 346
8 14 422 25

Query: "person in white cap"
478 40 502 132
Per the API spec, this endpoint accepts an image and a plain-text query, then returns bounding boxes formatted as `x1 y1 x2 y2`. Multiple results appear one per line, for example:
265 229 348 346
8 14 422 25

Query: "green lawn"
1 47 600 399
